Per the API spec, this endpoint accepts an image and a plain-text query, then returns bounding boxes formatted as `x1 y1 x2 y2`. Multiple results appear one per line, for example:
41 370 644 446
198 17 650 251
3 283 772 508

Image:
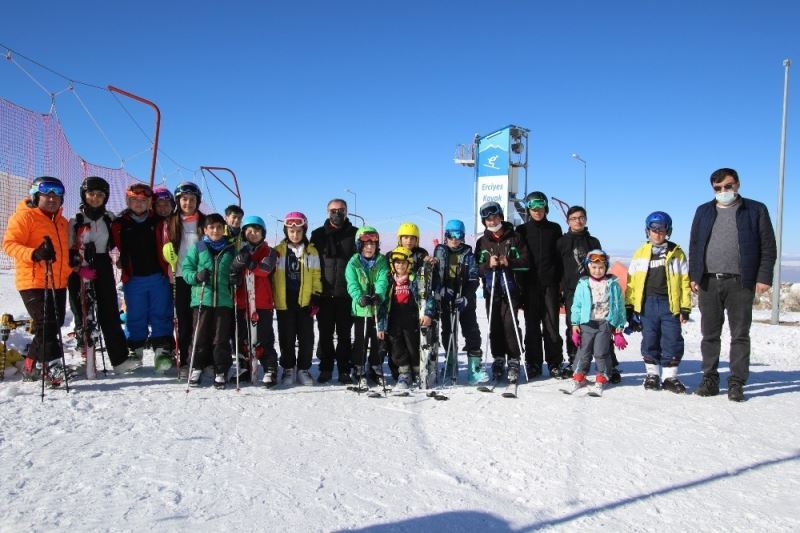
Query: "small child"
625 211 691 393
152 187 175 220
182 213 236 388
345 226 389 391
474 201 529 386
433 219 484 384
229 216 279 387
379 246 436 391
273 212 322 386
562 249 627 396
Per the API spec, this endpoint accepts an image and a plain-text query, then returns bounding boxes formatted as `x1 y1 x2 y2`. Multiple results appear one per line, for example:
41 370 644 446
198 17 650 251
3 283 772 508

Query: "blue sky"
2 1 798 257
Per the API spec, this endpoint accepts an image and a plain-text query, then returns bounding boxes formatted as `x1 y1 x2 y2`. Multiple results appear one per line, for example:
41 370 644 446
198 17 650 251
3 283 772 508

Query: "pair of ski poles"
41 237 70 401
482 267 528 387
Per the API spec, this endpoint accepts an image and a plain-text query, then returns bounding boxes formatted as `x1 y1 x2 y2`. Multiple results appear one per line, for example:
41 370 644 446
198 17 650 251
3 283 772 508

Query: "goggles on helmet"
284 217 306 228
127 183 153 199
358 232 379 243
526 198 547 210
587 252 608 264
647 222 668 233
445 230 464 240
34 182 65 197
479 204 503 218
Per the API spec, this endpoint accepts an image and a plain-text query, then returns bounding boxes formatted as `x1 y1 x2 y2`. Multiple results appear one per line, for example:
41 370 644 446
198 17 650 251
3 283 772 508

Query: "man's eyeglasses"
568 215 586 222
329 208 345 214
713 183 736 192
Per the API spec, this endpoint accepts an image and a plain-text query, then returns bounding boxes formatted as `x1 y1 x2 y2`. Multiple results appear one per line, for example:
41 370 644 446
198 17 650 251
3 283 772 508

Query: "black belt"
706 273 739 279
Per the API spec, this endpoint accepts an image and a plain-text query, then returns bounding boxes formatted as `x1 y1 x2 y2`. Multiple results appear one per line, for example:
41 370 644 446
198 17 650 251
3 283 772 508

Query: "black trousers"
235 308 278 371
20 287 67 364
485 295 522 360
440 296 481 355
175 277 193 366
352 316 381 370
277 305 315 371
524 283 563 369
67 254 128 366
699 276 754 386
191 306 233 373
316 296 353 374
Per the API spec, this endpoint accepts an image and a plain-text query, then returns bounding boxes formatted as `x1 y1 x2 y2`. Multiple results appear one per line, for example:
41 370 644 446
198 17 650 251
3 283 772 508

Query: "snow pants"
277 305 314 371
316 295 353 375
575 319 613 379
485 295 522 360
67 254 129 366
440 296 481 355
122 272 173 352
175 276 193 366
20 288 67 364
352 316 381 371
565 289 619 369
640 295 684 367
191 306 233 374
524 282 563 370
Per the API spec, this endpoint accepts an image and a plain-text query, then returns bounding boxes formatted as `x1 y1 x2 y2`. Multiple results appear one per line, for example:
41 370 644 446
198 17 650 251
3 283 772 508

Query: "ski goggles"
284 217 307 228
359 232 379 243
389 252 411 263
526 198 547 210
126 183 153 199
647 222 668 233
32 181 65 197
479 204 503 218
445 230 464 240
587 252 608 264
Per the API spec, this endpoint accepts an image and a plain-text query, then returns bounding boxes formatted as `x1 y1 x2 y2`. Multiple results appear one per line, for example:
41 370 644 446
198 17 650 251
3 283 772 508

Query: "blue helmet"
444 219 465 239
241 215 266 235
645 211 672 236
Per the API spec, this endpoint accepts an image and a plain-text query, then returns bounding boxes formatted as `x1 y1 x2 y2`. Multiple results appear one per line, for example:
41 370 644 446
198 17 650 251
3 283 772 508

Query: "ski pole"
185 282 206 393
372 304 387 397
501 270 528 382
41 260 49 402
46 262 69 393
233 281 240 392
162 242 181 380
483 269 496 369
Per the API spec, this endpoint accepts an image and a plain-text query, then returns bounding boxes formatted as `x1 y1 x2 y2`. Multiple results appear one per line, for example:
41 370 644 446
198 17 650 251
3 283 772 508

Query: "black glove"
309 294 321 308
358 295 370 308
443 288 456 302
259 251 277 274
454 296 467 312
32 239 55 262
68 249 82 268
680 309 691 322
195 269 211 284
231 249 254 273
83 242 97 264
625 308 642 334
230 270 242 288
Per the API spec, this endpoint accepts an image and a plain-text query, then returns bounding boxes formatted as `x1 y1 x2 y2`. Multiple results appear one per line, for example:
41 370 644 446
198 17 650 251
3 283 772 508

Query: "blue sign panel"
477 128 510 178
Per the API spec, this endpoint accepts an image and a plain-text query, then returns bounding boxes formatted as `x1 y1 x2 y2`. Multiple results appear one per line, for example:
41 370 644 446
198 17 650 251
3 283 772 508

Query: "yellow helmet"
388 246 413 272
396 222 420 242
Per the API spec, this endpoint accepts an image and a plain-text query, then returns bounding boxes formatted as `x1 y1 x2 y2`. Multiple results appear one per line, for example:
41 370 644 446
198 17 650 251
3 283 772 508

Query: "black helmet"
29 176 65 205
174 181 202 204
80 176 110 207
524 191 548 214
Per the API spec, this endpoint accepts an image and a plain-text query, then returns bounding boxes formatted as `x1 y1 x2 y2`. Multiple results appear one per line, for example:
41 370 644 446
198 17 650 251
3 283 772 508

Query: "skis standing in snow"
562 250 627 397
474 202 529 396
273 212 322 387
182 214 236 389
67 177 130 377
380 246 436 396
433 219 485 386
345 226 389 393
625 211 691 394
230 216 279 388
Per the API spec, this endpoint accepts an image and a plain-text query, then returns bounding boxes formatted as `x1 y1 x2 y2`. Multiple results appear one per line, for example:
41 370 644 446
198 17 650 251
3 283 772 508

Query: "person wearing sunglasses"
272 212 322 386
112 183 174 373
474 201 529 386
3 176 72 383
309 198 358 384
515 191 564 379
689 168 776 402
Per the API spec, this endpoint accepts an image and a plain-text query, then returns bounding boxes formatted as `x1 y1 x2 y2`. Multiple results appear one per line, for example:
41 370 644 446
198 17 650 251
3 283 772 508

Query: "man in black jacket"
309 199 358 384
689 168 776 402
516 192 563 378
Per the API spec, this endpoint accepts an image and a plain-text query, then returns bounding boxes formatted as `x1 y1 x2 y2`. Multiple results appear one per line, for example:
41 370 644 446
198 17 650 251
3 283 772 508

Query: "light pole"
267 214 283 245
571 153 587 210
772 59 791 325
426 206 444 244
344 188 357 221
349 213 366 226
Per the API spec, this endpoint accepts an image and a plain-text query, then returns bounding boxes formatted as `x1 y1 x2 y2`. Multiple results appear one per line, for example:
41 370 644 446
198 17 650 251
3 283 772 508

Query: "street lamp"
349 213 365 226
344 188 357 221
571 153 587 210
267 214 283 245
426 206 444 244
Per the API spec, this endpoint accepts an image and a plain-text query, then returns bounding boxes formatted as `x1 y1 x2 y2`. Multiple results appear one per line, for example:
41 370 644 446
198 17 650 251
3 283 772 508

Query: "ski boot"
213 373 226 390
282 367 295 386
296 369 314 386
507 359 520 384
589 374 608 397
643 374 661 391
467 351 489 385
21 357 40 382
153 346 174 374
491 357 505 381
560 372 587 395
444 353 458 385
189 368 203 387
262 368 278 388
393 365 411 396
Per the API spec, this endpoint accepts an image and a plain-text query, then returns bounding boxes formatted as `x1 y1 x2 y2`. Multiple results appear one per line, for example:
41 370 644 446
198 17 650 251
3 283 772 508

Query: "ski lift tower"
454 125 529 236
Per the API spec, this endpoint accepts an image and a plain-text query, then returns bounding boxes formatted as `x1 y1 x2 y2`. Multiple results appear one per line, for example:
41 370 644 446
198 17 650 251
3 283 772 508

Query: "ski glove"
231 250 254 273
571 329 582 348
68 249 82 268
625 308 642 334
229 270 242 288
613 331 628 350
259 251 277 274
83 242 97 264
195 269 211 284
308 294 321 317
358 294 379 307
32 239 55 262
454 296 467 312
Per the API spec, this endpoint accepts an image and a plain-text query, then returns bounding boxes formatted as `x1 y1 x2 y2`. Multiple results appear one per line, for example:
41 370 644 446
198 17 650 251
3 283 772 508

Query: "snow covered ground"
1 268 799 532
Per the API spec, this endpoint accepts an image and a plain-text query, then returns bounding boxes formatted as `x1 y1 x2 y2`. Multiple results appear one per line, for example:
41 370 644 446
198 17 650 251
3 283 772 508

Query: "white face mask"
486 223 502 232
715 191 737 205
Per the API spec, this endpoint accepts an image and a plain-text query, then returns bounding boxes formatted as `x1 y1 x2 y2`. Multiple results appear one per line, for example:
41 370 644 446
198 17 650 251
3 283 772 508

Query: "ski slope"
1 269 799 532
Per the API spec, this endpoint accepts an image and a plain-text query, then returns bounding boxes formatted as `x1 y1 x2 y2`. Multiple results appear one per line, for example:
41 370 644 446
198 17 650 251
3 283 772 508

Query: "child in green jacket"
182 213 236 389
345 226 389 391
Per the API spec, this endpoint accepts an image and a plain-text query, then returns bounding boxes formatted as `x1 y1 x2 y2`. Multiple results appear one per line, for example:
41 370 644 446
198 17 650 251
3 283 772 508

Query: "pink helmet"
283 211 308 229
153 187 175 206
